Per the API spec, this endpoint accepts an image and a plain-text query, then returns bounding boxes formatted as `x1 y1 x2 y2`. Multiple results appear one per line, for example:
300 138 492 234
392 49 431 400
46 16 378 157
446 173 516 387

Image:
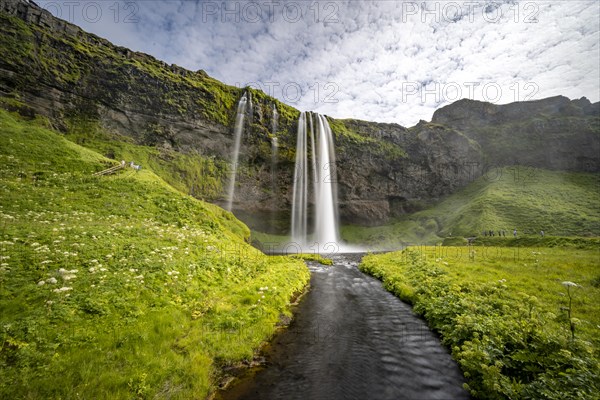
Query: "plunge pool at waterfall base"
216 254 470 400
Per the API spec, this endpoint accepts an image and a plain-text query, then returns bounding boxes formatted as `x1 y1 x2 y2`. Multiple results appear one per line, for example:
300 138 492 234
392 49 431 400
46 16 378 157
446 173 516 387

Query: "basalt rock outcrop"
432 96 599 172
1 0 598 232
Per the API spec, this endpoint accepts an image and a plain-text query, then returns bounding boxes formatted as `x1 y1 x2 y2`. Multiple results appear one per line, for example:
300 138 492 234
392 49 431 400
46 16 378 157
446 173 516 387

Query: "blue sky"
37 0 600 126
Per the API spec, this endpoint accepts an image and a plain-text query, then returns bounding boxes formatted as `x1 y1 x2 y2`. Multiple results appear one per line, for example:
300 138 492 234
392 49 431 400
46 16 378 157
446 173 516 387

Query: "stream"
220 254 470 400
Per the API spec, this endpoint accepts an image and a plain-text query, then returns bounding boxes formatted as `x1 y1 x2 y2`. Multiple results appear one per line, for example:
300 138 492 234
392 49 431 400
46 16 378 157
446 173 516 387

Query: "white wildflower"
37 280 45 286
47 277 57 284
53 286 72 293
562 281 580 288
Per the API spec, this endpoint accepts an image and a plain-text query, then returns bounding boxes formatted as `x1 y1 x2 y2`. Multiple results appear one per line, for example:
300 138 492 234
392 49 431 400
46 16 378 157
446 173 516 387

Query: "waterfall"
291 112 340 252
272 104 279 136
248 92 254 116
271 137 279 189
225 93 248 212
314 114 339 246
246 92 254 137
271 104 279 195
291 112 309 241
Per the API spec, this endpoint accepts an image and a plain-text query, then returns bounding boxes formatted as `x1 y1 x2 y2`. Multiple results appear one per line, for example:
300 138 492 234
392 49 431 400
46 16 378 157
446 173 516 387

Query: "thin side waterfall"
225 93 248 212
246 92 254 137
291 112 340 251
271 137 278 189
271 104 279 195
291 112 309 241
248 92 254 116
272 104 279 136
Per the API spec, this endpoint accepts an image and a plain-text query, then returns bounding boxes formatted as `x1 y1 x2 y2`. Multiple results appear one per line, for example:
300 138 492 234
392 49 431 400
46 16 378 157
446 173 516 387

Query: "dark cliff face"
0 0 597 232
431 97 600 172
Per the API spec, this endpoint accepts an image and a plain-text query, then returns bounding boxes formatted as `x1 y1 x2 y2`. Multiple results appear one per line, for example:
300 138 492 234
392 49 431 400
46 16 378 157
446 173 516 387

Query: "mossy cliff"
1 0 598 231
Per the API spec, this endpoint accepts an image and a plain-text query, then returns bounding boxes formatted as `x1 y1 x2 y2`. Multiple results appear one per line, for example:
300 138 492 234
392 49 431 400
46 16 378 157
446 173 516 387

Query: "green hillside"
0 109 310 399
361 247 600 399
342 167 600 248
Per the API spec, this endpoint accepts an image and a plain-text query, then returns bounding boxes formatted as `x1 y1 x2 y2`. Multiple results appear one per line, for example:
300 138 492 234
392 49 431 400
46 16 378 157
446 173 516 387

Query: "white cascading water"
225 93 248 212
272 104 279 136
291 112 340 251
246 92 253 137
271 104 279 188
291 112 309 241
314 114 339 246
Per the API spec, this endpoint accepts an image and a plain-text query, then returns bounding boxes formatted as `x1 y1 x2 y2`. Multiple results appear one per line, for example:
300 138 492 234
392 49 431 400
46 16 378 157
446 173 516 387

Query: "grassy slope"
62 120 229 202
361 247 600 399
0 109 310 399
342 166 600 248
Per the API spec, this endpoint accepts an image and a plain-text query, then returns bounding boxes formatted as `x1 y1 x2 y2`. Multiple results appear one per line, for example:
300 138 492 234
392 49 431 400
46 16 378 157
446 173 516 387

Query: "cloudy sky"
38 0 600 126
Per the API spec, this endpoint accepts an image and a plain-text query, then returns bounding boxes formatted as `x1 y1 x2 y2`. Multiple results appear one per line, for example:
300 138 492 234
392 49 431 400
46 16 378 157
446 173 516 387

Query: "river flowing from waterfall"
219 254 469 400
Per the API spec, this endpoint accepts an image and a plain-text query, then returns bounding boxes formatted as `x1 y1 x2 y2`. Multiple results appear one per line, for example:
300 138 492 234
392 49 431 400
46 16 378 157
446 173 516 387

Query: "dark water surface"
221 254 469 400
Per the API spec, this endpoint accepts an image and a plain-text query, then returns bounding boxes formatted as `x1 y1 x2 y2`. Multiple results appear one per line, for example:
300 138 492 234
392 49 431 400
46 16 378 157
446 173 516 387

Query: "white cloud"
36 0 600 127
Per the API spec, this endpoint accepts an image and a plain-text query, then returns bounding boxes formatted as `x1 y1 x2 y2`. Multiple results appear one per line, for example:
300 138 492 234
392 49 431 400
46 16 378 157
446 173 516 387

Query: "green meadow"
0 109 310 399
361 246 600 399
342 167 599 248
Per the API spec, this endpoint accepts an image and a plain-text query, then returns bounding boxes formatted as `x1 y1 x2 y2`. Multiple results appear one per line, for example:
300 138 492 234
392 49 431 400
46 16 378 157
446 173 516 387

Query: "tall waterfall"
291 112 340 251
291 112 309 241
225 93 248 212
314 114 339 246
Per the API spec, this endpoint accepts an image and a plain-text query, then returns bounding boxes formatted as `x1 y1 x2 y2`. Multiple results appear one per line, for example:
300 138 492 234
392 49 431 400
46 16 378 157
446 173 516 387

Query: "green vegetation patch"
290 253 334 266
361 247 600 399
329 118 407 161
0 109 310 398
63 116 229 202
342 167 600 248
